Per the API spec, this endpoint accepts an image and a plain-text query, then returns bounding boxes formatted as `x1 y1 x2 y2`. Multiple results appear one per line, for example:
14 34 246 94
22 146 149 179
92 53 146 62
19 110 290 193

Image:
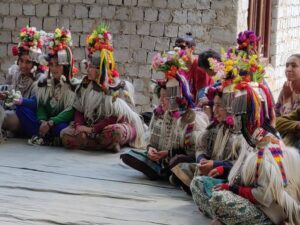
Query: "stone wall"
269 0 300 100
0 0 243 112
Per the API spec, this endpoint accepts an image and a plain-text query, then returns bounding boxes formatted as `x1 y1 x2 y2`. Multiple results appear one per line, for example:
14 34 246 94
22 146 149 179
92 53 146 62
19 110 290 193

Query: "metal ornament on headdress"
231 89 247 115
57 49 69 65
28 47 42 64
166 78 180 111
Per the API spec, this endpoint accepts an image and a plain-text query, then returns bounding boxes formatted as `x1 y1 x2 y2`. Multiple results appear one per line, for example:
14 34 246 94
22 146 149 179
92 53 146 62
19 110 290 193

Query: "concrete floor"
0 139 211 225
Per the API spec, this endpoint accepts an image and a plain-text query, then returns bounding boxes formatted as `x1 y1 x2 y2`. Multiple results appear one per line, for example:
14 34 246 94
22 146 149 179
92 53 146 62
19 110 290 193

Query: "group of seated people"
1 25 300 225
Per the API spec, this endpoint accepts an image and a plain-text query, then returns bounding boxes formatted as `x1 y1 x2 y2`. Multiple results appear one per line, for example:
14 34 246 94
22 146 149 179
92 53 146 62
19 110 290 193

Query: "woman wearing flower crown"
0 26 45 137
190 39 300 225
170 84 243 195
20 27 77 146
120 49 209 182
60 24 144 152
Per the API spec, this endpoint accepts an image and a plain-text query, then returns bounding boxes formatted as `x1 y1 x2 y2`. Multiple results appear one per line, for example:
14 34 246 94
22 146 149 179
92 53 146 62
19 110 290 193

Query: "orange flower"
244 75 251 82
221 79 232 87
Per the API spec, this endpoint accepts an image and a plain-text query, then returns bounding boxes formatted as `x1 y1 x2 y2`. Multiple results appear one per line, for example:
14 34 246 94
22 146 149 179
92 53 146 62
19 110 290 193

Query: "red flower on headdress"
111 69 119 78
235 81 248 90
222 79 232 87
12 46 19 56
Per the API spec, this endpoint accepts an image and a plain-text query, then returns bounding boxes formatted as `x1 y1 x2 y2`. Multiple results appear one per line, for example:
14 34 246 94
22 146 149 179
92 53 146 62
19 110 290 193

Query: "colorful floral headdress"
45 28 77 80
208 47 274 146
86 24 119 89
12 26 43 63
48 28 72 54
208 48 265 86
86 23 113 54
151 48 194 109
151 47 189 80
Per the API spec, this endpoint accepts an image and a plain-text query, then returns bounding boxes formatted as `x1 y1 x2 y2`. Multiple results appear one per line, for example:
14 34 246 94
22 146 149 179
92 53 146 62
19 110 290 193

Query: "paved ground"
0 139 210 225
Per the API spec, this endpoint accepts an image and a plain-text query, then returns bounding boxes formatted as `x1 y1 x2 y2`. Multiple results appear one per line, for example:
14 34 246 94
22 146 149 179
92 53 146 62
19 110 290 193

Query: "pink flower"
151 53 164 70
225 115 234 126
178 49 186 57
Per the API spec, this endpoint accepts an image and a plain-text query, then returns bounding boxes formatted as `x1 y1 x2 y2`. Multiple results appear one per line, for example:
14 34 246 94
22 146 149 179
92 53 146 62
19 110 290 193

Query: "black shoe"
120 153 160 180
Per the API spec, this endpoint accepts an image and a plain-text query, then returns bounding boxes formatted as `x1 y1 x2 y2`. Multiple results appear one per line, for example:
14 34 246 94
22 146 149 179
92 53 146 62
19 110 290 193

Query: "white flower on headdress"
174 47 180 52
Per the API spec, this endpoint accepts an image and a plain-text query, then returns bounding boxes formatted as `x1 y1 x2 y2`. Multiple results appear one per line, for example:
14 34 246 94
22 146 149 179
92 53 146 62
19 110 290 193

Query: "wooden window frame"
248 0 272 62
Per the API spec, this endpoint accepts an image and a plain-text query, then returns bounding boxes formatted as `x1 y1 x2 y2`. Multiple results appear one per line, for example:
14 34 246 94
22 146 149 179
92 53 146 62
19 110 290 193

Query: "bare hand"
212 184 223 191
76 125 92 134
39 121 50 137
147 148 168 161
156 150 168 160
198 159 214 175
185 48 194 69
212 183 229 191
208 168 220 178
282 81 292 100
148 147 158 161
0 92 8 100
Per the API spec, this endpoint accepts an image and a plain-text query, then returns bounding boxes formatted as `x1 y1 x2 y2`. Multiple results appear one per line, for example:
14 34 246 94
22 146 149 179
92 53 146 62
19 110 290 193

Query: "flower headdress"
209 48 265 87
46 28 76 80
86 24 119 89
210 32 286 188
237 30 261 55
208 47 274 142
48 28 72 54
151 48 194 110
12 26 43 63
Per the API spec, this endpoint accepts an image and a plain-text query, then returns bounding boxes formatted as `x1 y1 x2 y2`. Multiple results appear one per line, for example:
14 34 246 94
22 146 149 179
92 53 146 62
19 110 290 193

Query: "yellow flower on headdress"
54 28 62 38
20 32 26 37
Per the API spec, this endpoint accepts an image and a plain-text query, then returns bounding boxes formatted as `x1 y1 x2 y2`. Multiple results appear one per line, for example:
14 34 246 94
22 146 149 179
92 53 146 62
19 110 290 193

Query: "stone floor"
0 139 210 225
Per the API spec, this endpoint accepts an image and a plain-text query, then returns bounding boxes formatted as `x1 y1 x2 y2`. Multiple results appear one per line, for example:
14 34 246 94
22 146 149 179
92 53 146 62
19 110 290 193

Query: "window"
248 0 272 60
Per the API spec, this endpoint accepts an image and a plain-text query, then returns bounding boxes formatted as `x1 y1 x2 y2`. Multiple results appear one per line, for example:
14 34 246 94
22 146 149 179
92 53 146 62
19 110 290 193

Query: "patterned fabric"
190 177 274 225
8 65 37 99
149 111 178 152
256 136 287 186
61 122 136 151
196 123 241 161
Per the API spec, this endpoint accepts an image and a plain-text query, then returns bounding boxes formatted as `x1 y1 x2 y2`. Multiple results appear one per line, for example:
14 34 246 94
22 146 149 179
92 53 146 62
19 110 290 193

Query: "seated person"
276 107 300 150
0 26 44 137
171 85 242 194
175 33 215 100
61 24 144 152
19 28 76 146
275 54 300 116
121 49 209 181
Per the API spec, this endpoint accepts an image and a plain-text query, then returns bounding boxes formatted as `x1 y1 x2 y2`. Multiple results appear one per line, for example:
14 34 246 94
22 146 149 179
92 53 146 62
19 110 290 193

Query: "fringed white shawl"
228 134 300 225
73 81 146 149
37 74 75 114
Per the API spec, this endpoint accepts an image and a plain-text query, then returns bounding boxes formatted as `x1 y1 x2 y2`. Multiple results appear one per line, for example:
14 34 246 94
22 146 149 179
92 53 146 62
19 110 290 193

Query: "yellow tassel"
98 49 106 85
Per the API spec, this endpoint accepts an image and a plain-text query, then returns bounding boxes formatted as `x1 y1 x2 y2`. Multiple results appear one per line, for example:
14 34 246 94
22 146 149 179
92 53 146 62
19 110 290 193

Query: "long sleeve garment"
276 107 300 146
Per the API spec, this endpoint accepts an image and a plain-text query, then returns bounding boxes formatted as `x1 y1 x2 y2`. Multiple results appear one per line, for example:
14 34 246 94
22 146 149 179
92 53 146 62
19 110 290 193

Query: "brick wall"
0 0 244 112
269 0 300 100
